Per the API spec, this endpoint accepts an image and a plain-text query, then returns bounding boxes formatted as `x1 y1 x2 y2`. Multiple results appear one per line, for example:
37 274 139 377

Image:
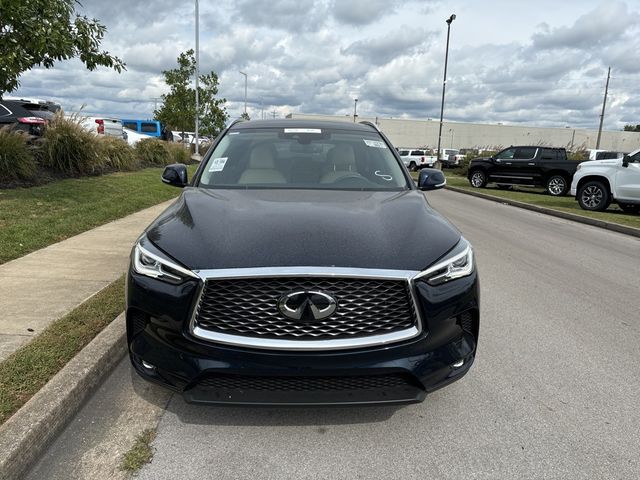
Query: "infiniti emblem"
277 290 338 322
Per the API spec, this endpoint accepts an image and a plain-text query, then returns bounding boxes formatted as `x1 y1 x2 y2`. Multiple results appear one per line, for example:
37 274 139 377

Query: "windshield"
198 127 409 190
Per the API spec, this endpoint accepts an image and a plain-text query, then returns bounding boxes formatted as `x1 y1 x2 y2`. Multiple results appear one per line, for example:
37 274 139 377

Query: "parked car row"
466 145 640 213
397 147 466 171
398 148 437 171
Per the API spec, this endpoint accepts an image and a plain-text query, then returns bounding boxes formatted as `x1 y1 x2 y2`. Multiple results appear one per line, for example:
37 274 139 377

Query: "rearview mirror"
622 155 629 168
162 164 188 187
418 168 446 191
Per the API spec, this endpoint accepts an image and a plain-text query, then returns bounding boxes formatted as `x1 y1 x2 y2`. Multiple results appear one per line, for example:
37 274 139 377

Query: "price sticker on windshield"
208 157 228 172
363 139 387 148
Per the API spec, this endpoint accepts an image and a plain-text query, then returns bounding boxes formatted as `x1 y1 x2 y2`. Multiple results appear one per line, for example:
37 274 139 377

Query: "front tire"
577 181 610 211
409 161 418 172
469 169 487 188
618 203 640 214
546 174 569 196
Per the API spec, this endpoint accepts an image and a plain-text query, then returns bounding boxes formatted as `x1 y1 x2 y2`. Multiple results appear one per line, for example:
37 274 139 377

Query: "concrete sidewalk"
0 199 174 362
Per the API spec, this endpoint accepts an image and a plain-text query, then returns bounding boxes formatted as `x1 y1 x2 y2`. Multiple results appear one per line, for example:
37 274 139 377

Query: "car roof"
509 145 565 150
0 100 36 119
230 119 378 133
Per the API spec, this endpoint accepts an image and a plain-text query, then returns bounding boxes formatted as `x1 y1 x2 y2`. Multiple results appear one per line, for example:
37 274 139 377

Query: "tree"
0 0 125 95
240 112 251 121
154 50 228 139
623 125 640 132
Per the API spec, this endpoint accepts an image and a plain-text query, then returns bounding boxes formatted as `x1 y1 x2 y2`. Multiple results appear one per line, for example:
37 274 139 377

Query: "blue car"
122 119 162 138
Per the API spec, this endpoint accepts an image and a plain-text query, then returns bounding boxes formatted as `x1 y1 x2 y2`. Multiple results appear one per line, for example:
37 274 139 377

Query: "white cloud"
11 0 640 129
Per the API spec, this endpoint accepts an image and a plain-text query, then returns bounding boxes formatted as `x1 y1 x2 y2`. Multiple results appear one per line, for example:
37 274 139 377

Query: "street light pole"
436 14 456 168
596 66 611 150
239 71 247 116
353 98 358 122
194 0 200 157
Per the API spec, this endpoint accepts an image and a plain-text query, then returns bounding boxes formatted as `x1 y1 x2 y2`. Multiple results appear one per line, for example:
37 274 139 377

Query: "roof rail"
359 120 380 132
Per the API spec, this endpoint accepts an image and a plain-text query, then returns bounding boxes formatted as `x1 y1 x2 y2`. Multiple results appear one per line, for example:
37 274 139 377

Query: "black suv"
126 120 479 406
467 146 578 196
0 100 48 136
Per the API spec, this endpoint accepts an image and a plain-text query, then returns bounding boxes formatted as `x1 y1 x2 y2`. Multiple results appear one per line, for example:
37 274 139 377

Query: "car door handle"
528 162 535 166
505 162 512 165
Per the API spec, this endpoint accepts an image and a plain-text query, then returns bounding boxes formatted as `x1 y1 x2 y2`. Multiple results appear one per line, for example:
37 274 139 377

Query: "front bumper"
129 325 476 405
126 268 479 406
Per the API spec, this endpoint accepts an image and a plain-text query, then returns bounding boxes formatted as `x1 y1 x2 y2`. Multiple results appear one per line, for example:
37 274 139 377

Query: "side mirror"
418 168 446 191
622 155 629 168
162 163 188 187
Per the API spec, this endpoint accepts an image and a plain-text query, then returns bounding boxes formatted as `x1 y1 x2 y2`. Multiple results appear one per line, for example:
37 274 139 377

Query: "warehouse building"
286 113 640 153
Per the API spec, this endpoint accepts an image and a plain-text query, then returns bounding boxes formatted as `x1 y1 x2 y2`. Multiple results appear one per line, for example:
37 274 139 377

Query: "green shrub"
450 158 470 177
135 138 171 166
100 137 139 171
0 127 37 182
568 150 588 161
38 113 104 175
166 142 191 164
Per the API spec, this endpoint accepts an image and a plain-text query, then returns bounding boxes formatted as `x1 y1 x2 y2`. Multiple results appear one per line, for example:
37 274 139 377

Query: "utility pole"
194 0 200 158
436 14 456 168
272 110 277 119
353 98 358 122
239 71 247 115
596 66 611 150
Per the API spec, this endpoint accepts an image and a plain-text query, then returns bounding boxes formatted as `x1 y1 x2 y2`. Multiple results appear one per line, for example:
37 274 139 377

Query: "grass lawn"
0 276 125 426
0 165 198 264
409 171 640 230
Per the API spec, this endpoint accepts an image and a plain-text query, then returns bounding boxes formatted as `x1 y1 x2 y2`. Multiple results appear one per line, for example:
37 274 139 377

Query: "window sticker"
208 157 228 172
228 132 240 135
363 139 387 149
284 128 322 134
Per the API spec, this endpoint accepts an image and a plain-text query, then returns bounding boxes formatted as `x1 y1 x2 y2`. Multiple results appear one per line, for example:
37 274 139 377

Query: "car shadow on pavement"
165 394 409 427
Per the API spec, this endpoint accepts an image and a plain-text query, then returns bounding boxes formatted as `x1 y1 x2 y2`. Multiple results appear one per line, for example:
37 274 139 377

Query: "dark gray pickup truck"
467 146 580 196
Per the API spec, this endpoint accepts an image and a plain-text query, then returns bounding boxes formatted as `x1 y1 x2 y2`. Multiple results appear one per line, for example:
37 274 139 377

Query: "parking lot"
25 188 640 479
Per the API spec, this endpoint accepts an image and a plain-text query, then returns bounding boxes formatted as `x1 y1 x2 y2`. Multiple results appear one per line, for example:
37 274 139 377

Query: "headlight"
415 238 474 286
132 237 198 283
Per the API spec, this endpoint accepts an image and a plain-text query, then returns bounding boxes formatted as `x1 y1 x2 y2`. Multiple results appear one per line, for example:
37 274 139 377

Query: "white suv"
570 148 640 213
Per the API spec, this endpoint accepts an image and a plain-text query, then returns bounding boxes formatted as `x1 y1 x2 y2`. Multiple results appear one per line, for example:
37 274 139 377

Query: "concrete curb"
0 313 127 480
445 185 640 239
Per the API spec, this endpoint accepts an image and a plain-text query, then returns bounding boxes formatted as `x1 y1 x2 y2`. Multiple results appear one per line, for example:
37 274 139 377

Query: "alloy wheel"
581 185 603 208
471 171 485 187
547 177 566 196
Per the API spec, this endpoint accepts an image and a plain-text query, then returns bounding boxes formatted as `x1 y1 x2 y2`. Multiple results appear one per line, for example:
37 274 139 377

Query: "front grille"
198 373 412 392
194 277 417 340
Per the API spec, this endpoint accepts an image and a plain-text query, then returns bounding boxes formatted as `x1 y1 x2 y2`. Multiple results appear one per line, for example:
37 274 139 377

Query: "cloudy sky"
12 0 640 130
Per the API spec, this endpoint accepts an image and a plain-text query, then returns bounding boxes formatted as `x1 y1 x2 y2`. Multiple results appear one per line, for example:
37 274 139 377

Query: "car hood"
581 159 620 168
145 188 461 272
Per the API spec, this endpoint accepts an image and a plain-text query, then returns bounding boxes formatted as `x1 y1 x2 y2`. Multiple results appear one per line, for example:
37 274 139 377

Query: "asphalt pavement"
27 189 640 480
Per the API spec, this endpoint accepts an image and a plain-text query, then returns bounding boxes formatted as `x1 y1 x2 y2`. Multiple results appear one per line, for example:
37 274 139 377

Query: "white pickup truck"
398 148 438 171
570 147 640 213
